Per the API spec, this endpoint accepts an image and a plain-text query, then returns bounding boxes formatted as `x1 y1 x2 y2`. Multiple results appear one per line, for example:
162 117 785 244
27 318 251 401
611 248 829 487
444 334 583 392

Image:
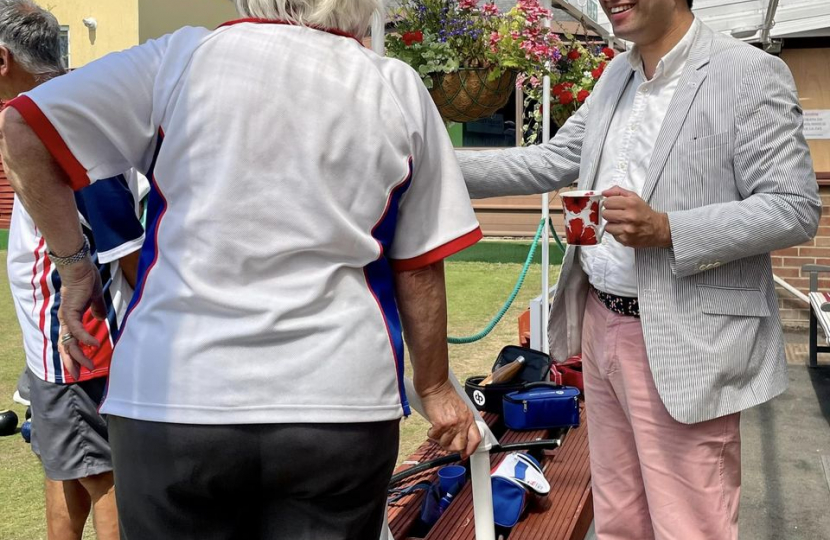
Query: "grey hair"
0 0 63 76
234 0 379 38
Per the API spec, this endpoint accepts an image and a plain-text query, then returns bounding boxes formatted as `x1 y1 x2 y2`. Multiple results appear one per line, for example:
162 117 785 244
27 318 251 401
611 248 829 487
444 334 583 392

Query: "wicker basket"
429 68 517 123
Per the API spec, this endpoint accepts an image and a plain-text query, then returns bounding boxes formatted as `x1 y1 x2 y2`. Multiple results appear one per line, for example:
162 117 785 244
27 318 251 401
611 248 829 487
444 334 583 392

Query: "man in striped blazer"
458 0 821 538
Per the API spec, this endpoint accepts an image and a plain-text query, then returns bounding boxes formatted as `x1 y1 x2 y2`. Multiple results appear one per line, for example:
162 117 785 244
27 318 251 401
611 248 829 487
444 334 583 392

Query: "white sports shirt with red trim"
7 170 146 384
8 19 481 425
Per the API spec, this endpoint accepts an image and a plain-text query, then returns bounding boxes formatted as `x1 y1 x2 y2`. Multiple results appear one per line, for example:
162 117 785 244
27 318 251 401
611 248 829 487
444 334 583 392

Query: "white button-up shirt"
580 18 700 298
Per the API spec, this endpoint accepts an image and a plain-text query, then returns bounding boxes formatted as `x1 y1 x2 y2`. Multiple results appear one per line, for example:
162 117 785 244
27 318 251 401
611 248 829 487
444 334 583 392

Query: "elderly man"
0 1 145 539
0 0 482 538
457 0 820 538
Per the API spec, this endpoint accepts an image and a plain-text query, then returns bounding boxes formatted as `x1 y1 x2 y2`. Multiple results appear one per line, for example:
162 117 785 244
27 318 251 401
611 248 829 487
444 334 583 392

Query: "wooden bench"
803 264 830 368
388 407 592 540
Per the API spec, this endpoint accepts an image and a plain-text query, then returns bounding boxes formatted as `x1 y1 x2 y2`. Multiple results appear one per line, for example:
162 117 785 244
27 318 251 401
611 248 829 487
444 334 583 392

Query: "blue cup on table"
438 465 466 496
437 465 467 513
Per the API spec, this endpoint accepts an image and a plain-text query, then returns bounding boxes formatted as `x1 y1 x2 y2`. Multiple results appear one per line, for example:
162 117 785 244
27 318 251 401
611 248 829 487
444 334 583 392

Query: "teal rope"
549 218 567 254
447 218 547 344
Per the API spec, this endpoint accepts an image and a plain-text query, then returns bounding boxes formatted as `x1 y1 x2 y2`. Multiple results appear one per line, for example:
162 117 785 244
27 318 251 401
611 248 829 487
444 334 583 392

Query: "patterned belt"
594 289 640 318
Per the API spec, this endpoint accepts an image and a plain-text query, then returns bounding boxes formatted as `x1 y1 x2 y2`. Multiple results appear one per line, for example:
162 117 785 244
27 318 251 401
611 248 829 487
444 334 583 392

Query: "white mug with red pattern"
561 190 605 246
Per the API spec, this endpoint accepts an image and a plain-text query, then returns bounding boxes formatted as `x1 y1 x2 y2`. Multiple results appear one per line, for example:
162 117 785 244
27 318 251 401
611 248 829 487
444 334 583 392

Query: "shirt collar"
218 18 363 46
627 17 700 80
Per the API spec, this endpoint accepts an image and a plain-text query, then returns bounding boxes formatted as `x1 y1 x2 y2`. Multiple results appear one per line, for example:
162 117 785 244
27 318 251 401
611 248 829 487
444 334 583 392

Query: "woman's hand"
420 379 482 459
56 258 106 379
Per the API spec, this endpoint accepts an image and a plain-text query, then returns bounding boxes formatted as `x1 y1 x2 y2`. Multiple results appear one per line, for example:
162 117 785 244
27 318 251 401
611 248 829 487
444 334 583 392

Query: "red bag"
557 355 583 395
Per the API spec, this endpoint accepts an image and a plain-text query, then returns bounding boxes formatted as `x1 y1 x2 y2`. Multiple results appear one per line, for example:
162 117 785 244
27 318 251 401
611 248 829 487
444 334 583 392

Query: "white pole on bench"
469 447 497 540
394 374 498 540
539 0 553 356
373 5 497 538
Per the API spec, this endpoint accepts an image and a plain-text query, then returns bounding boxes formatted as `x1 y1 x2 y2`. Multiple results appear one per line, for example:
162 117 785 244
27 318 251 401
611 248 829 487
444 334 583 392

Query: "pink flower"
459 0 478 10
522 27 539 39
533 44 551 58
489 31 501 47
516 73 527 88
529 76 540 87
482 2 499 15
517 0 550 23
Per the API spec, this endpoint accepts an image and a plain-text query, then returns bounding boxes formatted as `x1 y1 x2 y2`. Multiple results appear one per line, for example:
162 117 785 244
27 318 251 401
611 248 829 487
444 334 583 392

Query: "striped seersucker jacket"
457 22 821 424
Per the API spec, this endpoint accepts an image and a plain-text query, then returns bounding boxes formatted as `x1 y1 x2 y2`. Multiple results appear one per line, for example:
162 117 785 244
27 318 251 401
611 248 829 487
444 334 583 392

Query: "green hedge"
447 240 564 265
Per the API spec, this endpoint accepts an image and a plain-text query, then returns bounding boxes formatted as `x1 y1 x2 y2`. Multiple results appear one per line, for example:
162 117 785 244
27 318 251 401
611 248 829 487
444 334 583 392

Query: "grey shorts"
28 369 112 481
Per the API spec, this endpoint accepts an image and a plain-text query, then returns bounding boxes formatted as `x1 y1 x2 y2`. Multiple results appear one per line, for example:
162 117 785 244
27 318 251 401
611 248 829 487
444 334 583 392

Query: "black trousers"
108 417 399 540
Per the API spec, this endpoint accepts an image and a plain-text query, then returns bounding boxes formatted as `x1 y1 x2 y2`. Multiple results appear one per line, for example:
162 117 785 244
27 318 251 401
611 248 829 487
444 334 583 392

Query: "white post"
371 8 385 56
540 1 553 356
375 2 494 537
540 74 551 356
399 376 498 540
470 448 497 540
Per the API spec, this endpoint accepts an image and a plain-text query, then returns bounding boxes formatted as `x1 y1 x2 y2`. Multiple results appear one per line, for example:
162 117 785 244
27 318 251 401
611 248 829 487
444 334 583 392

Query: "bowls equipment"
0 410 19 436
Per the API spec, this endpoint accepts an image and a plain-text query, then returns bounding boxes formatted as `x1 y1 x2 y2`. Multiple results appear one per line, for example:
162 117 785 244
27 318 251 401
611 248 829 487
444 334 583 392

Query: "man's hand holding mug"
602 186 672 248
560 186 672 249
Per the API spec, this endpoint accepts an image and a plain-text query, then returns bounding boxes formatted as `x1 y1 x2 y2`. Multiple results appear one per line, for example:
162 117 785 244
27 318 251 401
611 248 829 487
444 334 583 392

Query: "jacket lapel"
640 24 714 203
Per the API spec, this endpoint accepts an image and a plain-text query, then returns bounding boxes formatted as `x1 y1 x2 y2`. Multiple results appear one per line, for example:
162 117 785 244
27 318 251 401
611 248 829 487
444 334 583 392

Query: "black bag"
464 346 551 415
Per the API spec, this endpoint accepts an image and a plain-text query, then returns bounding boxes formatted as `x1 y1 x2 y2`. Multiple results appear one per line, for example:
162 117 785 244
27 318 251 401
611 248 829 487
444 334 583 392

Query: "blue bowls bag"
502 382 580 431
491 476 528 528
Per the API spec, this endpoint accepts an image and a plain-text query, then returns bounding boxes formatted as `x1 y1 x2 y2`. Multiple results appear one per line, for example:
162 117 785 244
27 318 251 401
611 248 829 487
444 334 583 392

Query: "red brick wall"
773 178 830 327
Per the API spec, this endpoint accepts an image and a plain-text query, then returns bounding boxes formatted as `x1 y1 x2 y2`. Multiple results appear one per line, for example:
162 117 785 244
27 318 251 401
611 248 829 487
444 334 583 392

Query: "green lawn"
0 249 559 540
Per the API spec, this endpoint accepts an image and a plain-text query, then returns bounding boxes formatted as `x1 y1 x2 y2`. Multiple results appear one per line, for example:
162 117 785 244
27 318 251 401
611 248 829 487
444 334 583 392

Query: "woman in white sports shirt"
0 0 485 538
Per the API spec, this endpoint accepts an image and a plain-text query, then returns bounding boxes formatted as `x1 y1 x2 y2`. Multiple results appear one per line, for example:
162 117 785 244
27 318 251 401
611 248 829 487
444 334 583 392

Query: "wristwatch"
47 235 91 266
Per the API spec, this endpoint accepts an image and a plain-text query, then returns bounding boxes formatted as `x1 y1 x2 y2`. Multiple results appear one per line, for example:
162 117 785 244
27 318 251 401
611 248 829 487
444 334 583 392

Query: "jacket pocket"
697 285 771 317
681 131 730 153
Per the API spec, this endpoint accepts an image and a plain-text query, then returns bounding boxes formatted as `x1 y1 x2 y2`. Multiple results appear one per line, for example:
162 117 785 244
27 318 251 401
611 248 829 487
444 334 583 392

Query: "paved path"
740 336 830 539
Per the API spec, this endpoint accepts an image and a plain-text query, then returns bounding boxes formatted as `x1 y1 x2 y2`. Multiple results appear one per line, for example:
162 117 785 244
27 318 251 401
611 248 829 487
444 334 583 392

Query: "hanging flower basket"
429 68 517 124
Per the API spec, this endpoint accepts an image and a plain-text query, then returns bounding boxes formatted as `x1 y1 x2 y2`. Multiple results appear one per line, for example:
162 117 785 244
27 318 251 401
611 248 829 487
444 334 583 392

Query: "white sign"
804 110 830 140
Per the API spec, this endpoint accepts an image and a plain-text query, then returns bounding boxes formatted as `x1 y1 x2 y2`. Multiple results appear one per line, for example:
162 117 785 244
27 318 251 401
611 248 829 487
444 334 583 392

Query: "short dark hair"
0 0 63 75
687 0 693 8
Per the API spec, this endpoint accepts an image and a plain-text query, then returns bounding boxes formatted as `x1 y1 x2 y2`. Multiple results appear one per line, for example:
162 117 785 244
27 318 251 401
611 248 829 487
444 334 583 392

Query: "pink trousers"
582 291 741 540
